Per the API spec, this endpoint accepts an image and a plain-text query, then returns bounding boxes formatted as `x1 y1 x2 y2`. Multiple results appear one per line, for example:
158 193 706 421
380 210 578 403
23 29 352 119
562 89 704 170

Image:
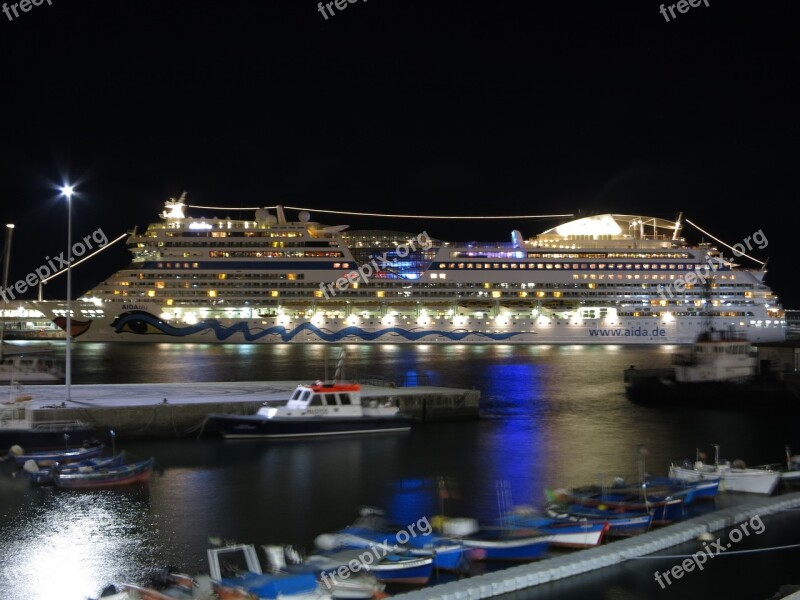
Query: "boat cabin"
256 382 400 419
672 329 757 383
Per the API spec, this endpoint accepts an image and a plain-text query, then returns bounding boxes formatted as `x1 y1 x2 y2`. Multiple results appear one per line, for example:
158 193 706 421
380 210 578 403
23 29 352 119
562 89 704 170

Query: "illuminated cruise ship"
31 195 786 344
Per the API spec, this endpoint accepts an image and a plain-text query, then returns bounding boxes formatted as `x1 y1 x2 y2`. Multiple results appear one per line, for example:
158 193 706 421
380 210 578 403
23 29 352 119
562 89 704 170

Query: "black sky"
1 1 798 305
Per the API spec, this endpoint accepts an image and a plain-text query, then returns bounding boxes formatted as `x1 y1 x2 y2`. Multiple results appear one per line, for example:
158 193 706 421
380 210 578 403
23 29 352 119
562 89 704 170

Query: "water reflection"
0 488 155 600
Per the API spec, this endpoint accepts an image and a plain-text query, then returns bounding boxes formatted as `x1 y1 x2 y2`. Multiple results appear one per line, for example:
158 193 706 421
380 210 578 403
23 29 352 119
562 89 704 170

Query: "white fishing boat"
209 352 412 440
669 444 781 495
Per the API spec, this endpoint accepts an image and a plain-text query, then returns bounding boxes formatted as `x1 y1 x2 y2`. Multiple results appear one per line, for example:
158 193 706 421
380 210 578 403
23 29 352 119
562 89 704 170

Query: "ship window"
309 394 323 406
324 394 337 405
339 394 352 405
291 389 302 400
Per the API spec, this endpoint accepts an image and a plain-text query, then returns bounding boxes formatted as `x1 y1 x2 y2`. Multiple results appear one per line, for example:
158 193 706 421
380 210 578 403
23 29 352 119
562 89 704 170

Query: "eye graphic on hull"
110 311 173 335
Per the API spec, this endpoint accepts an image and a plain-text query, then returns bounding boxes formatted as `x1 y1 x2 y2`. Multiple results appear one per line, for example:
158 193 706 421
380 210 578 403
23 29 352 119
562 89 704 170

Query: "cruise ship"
30 195 786 344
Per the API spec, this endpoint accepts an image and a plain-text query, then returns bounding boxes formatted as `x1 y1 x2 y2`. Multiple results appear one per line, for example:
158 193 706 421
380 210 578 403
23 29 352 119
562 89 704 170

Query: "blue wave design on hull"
110 311 524 342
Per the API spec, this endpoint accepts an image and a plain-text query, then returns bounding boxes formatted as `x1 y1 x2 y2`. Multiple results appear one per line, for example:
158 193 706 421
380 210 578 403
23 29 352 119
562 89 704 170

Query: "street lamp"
61 184 74 402
0 223 14 361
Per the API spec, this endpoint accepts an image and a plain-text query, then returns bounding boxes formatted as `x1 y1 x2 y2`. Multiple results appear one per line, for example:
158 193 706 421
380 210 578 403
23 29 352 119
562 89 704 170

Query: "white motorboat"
669 444 781 495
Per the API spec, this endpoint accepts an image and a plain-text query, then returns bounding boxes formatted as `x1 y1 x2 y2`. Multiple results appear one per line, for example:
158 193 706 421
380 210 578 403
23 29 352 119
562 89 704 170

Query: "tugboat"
624 328 794 407
209 352 412 439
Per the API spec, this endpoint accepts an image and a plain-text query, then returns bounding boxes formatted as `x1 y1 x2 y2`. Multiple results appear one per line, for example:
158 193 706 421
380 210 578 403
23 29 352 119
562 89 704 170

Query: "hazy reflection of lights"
1 492 153 600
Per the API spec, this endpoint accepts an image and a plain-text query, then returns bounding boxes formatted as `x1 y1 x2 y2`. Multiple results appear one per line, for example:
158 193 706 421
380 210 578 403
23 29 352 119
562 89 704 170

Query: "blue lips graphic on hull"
110 311 525 342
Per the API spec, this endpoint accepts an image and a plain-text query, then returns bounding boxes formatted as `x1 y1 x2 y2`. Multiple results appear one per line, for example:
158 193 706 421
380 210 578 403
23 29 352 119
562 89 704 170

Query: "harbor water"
1 342 800 600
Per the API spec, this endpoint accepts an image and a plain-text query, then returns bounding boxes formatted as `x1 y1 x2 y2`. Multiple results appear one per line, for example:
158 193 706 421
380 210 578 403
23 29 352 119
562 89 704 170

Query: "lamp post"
0 223 14 361
61 184 74 402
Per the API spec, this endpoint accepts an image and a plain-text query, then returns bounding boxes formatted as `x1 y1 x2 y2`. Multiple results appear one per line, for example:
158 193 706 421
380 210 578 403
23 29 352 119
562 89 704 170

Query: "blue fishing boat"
498 508 609 548
644 476 720 501
52 457 155 489
563 484 687 525
308 548 434 585
208 544 333 599
543 503 653 537
316 508 468 572
21 452 127 485
10 442 104 467
458 529 550 561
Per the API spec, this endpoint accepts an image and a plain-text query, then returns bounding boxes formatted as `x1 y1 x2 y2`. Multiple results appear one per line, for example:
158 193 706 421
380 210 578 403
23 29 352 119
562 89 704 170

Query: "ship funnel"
275 205 287 225
511 230 524 248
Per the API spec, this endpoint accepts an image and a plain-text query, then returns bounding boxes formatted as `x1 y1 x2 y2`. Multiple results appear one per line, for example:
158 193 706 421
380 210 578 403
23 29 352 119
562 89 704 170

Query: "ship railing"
353 377 396 388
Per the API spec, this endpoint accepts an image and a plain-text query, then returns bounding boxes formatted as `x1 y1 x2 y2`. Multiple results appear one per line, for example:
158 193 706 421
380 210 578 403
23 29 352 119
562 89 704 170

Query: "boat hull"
669 465 780 495
12 443 104 466
0 425 96 454
530 523 608 549
210 415 413 439
460 536 550 561
625 371 796 407
53 458 155 489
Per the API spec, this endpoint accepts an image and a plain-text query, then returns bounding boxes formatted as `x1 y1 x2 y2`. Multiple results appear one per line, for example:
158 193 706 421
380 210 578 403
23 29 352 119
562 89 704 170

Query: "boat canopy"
538 214 681 241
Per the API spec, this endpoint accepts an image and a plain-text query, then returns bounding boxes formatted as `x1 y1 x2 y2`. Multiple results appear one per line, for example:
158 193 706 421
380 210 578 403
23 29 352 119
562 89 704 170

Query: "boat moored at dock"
209 380 412 440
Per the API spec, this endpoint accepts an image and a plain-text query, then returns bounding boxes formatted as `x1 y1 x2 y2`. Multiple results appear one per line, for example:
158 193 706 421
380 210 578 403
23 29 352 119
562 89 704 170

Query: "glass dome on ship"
30 196 786 344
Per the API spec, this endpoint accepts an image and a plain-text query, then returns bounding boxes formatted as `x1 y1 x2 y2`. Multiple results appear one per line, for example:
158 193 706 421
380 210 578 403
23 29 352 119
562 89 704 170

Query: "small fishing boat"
9 441 104 467
458 530 551 561
315 508 468 572
308 548 434 585
52 456 155 489
21 452 127 485
563 484 687 525
499 507 609 548
543 503 653 537
208 544 333 599
265 545 386 599
669 444 782 495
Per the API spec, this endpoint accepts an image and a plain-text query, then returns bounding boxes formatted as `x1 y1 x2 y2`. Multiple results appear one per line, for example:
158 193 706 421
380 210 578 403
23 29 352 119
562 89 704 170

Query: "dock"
0 381 479 439
392 492 800 600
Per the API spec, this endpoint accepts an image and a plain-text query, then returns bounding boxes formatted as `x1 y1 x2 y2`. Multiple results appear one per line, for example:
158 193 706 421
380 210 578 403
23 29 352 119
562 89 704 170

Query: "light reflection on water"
0 486 157 600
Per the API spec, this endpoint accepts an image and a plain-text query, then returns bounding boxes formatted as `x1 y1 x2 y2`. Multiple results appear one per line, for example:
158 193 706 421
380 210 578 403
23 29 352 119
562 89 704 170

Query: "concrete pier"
0 381 479 439
392 492 800 600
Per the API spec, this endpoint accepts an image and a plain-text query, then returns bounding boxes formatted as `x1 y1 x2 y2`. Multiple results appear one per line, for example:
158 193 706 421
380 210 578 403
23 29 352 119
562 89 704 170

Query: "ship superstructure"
31 196 786 344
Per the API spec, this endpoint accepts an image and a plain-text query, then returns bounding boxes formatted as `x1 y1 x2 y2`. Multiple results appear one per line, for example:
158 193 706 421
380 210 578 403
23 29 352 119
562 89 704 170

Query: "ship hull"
30 302 787 345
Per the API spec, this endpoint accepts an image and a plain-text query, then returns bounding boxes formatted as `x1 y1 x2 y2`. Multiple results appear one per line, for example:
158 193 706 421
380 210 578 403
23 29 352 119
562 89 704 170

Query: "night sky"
0 1 797 305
